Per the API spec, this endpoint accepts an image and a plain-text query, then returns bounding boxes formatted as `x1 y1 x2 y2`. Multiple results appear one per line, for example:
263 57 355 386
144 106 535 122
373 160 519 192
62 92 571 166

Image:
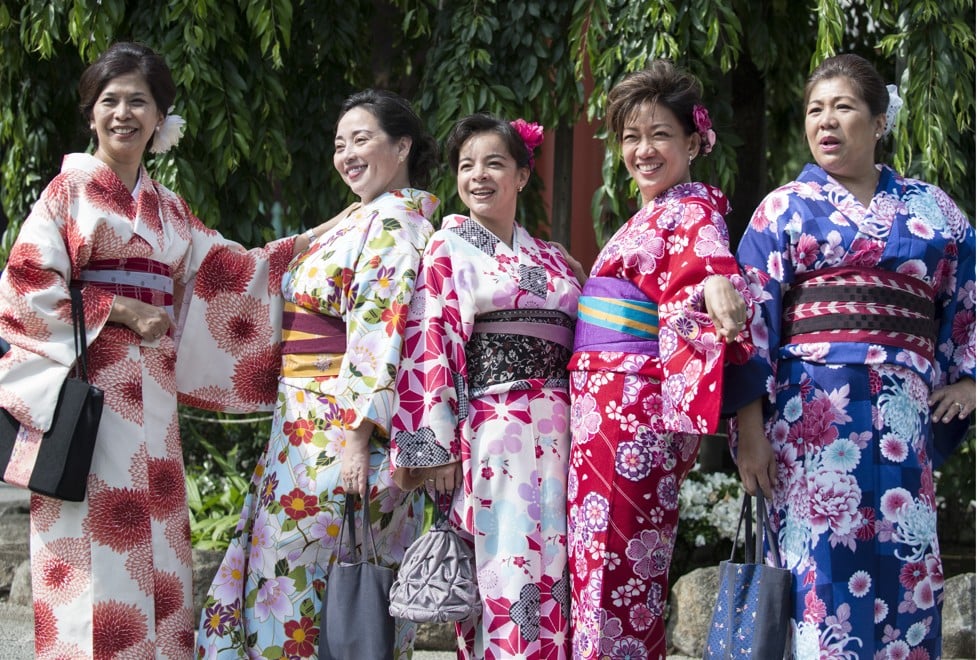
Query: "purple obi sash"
573 277 660 356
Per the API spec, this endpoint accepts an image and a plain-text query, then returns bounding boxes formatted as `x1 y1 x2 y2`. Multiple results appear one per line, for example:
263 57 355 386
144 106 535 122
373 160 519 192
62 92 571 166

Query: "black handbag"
320 494 396 660
703 493 793 659
0 287 104 501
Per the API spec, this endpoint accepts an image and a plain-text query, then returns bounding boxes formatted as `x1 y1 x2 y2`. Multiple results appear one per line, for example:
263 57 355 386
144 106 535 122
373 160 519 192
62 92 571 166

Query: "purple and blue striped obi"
573 277 660 356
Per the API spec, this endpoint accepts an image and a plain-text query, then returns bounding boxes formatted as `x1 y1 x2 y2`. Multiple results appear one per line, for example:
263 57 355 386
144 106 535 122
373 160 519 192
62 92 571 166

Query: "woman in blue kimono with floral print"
727 54 975 659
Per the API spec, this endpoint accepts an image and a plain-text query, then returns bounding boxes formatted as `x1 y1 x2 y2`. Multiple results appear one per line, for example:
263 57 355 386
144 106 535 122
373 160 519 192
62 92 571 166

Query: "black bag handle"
728 492 782 566
69 287 90 382
336 494 381 563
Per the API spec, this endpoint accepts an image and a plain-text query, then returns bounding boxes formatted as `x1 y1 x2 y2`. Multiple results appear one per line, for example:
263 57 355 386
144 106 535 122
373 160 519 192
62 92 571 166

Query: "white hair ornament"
150 106 186 154
883 84 903 136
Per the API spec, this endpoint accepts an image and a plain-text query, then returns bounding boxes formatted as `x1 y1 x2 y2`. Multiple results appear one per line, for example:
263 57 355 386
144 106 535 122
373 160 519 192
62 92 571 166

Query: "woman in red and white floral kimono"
565 60 756 660
0 43 334 659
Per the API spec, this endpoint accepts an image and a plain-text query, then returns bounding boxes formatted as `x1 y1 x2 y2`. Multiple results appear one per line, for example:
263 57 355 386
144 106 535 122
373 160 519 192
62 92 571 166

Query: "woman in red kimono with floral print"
566 60 755 660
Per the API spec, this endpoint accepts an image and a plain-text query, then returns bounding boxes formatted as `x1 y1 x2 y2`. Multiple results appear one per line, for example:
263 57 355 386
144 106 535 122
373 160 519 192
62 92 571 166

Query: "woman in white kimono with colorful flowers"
196 89 440 659
391 114 583 659
0 43 335 659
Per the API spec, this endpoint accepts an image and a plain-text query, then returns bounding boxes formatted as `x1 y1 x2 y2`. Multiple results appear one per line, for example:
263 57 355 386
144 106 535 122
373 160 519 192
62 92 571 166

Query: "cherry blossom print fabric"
0 153 295 659
195 189 438 659
729 163 976 658
567 182 752 660
391 215 582 659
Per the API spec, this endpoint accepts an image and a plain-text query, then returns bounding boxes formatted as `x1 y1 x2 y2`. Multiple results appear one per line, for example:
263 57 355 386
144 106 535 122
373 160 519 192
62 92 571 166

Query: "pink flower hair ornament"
510 118 544 170
692 104 716 155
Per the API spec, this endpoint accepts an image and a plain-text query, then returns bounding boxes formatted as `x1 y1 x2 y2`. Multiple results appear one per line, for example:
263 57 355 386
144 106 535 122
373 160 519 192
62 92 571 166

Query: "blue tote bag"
703 493 792 659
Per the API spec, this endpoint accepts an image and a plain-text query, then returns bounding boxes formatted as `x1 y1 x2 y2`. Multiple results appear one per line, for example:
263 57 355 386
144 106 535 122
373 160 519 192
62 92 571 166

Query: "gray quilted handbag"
388 493 480 623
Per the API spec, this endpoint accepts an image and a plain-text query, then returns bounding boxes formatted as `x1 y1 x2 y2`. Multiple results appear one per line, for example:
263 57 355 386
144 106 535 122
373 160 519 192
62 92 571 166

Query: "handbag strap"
754 493 783 566
69 287 90 381
728 492 783 566
336 494 382 563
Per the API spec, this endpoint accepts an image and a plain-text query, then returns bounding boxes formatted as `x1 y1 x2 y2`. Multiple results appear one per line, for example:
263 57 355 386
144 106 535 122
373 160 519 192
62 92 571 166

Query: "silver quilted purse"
388 494 480 623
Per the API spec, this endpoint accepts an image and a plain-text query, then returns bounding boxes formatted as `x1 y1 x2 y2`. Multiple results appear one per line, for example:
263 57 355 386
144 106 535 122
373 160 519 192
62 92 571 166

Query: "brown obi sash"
782 265 936 357
465 309 573 396
281 302 346 378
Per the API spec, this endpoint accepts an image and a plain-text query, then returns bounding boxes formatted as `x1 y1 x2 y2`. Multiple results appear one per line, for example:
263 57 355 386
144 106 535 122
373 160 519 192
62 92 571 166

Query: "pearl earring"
689 154 694 164
875 132 881 139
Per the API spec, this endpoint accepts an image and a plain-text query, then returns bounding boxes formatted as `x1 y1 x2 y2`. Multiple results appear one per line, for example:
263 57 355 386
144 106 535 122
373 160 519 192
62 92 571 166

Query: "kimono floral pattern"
0 154 294 659
195 189 438 659
567 182 753 660
391 215 582 660
729 163 976 658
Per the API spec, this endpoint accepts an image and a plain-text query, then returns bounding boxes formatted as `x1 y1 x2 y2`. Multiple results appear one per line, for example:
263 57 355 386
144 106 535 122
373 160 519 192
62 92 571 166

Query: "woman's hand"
734 399 777 499
294 202 363 255
928 378 976 423
549 241 588 286
409 462 462 495
704 274 746 343
340 422 373 497
108 295 171 341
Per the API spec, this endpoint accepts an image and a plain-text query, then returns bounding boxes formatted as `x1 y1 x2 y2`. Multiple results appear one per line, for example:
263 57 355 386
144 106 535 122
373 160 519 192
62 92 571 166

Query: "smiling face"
456 131 530 234
620 101 699 205
333 106 411 204
90 71 163 172
805 76 885 186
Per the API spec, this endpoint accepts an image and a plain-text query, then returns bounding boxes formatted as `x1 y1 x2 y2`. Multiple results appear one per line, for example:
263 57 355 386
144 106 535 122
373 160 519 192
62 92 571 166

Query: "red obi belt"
782 265 936 359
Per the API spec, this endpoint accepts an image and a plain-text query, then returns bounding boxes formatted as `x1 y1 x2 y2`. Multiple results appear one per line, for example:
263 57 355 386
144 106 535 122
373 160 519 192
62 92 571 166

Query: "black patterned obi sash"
465 309 574 397
74 258 174 335
281 302 346 378
782 265 936 359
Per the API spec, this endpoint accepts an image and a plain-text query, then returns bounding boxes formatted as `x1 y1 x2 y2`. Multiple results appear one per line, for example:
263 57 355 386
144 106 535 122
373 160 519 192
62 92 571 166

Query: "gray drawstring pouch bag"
388 492 480 623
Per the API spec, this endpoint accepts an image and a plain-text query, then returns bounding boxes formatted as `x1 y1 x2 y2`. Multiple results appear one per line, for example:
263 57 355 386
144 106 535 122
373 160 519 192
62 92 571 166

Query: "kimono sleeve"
726 188 796 414
332 204 434 433
174 202 297 413
633 200 748 434
0 175 114 430
930 186 977 465
391 233 470 471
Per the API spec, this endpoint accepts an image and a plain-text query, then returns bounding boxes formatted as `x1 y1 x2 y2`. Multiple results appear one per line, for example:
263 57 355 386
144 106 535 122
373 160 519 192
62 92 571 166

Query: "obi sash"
74 258 175 335
573 277 659 355
782 265 937 359
75 258 173 306
465 309 573 396
281 302 346 378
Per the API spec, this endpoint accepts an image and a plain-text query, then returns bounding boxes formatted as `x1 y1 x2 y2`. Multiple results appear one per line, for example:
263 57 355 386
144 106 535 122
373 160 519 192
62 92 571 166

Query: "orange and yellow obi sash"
281 302 346 378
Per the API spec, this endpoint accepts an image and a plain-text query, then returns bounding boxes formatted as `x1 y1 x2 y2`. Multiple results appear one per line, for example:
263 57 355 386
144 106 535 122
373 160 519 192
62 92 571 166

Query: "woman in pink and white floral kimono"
0 42 335 659
391 114 583 659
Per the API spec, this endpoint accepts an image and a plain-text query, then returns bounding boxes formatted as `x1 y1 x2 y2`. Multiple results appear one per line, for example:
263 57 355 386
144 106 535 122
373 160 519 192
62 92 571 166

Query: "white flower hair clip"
883 84 903 136
150 106 186 154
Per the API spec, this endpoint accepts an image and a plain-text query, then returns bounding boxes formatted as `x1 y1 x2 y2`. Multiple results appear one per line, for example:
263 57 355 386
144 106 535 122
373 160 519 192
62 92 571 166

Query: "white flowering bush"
678 466 744 549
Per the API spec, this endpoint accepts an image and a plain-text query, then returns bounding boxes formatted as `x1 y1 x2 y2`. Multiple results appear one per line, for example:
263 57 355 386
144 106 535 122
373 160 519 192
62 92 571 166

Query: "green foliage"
571 0 975 245
391 0 583 234
934 429 976 547
0 0 370 263
180 406 270 549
